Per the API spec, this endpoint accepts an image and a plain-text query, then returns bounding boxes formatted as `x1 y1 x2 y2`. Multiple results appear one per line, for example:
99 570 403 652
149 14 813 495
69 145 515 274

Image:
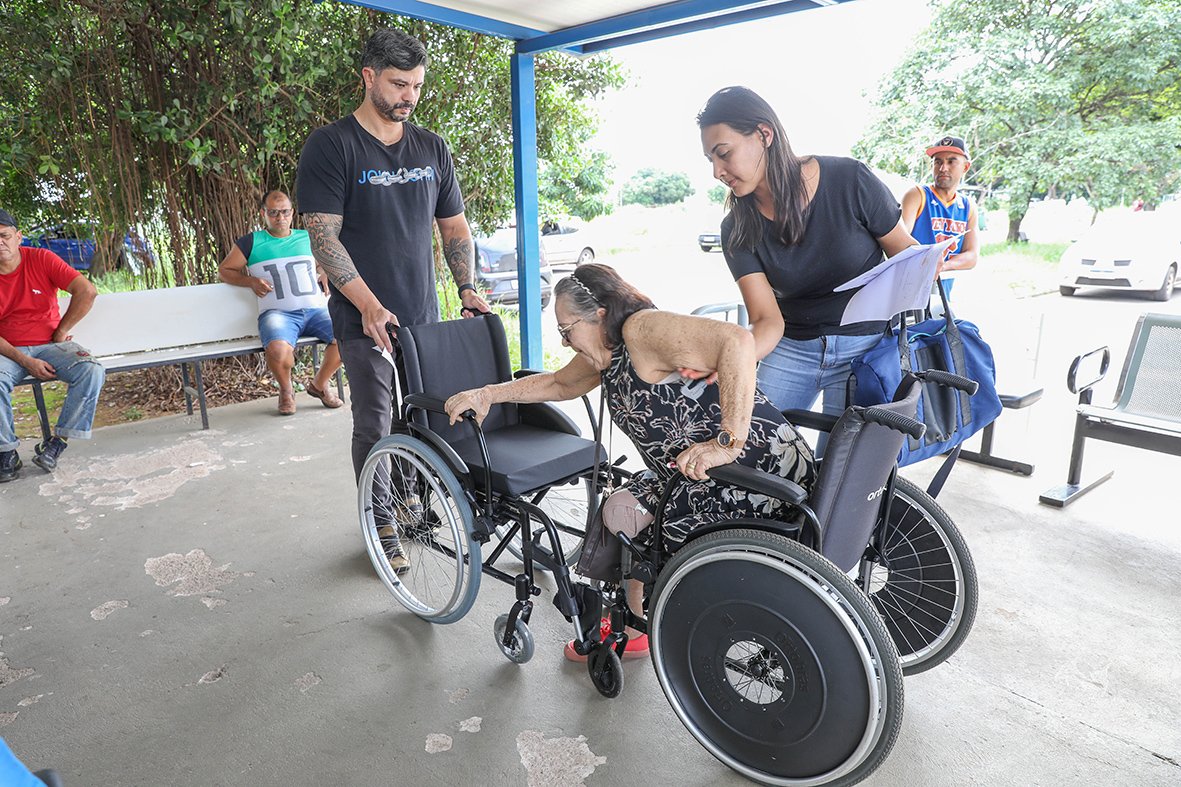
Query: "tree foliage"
539 149 615 222
707 185 728 205
0 0 623 284
620 168 695 207
854 0 1181 239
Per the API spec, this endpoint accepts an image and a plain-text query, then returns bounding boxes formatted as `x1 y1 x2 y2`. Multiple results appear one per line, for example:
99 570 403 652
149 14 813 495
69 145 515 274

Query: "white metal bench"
1039 311 1181 507
18 283 341 438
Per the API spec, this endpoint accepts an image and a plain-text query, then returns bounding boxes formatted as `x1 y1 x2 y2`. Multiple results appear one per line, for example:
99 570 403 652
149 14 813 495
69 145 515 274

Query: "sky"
590 0 932 192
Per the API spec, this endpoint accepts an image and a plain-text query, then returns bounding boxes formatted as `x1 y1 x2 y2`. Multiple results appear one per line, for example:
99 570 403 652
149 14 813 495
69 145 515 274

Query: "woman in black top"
696 86 917 422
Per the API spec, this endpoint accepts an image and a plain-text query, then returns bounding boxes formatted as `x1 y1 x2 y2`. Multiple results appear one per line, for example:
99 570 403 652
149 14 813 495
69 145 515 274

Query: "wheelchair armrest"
706 464 807 505
781 409 839 433
513 369 544 379
403 393 448 415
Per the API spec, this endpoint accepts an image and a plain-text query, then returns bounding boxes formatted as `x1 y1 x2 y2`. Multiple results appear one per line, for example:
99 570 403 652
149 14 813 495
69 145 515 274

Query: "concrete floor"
1 385 1179 786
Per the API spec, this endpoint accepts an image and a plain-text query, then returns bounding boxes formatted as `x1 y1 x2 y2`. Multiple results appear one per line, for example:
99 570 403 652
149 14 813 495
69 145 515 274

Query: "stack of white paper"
835 239 957 325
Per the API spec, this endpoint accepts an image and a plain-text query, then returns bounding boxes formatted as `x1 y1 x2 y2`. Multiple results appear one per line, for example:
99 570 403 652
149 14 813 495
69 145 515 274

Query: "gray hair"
361 28 429 73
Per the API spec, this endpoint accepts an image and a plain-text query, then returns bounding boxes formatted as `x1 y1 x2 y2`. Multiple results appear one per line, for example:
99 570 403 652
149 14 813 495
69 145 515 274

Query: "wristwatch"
716 429 745 450
457 283 476 296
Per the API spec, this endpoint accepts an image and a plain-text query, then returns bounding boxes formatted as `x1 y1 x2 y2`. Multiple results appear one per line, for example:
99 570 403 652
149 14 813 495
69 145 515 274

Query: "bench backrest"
62 284 260 357
1113 312 1181 420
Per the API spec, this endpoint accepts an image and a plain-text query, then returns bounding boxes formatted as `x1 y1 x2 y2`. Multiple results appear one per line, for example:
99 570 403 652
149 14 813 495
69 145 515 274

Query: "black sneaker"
32 436 67 472
0 450 21 483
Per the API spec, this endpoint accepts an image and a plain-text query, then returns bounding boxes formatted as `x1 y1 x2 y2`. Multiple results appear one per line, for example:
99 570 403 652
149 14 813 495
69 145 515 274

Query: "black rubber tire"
1059 285 1077 296
588 644 624 698
358 435 481 624
863 477 978 675
649 529 904 787
493 613 535 664
1150 265 1175 302
700 244 714 252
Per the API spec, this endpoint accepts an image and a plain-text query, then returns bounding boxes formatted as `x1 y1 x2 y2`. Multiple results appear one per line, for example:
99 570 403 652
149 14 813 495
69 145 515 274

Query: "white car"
1058 213 1178 301
540 220 595 270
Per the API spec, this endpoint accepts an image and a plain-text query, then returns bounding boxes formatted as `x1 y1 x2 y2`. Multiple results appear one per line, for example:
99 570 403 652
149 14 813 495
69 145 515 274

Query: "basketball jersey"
237 229 326 314
911 186 972 255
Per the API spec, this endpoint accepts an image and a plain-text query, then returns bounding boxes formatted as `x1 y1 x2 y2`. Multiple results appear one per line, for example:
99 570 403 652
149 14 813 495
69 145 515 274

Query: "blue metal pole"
510 52 543 370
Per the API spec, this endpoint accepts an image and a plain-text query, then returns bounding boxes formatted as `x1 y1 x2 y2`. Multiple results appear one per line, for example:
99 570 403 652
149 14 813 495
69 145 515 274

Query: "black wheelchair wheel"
494 477 594 569
649 529 904 786
860 476 978 675
587 645 624 699
358 435 481 624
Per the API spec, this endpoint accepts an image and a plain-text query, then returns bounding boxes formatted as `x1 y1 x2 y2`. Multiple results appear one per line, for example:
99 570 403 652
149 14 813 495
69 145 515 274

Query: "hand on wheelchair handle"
444 389 490 426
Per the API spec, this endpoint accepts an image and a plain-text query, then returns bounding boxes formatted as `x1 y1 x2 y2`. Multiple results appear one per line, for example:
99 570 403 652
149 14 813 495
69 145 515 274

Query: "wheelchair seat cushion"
449 424 600 497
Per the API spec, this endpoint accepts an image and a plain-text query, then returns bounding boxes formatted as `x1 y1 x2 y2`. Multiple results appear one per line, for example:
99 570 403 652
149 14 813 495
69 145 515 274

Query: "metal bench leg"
1038 415 1114 507
193 361 210 430
334 367 345 400
181 363 195 417
959 422 1036 476
31 380 53 446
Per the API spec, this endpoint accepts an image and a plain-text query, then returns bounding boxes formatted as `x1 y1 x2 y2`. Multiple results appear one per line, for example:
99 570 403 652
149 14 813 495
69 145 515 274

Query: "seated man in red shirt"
0 209 106 481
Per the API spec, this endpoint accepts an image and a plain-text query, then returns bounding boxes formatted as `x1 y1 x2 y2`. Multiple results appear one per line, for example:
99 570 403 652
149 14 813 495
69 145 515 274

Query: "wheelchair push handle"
861 407 927 441
918 369 978 395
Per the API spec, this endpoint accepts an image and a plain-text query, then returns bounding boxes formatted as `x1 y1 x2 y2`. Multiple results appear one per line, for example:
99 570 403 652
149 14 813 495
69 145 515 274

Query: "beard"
371 91 414 123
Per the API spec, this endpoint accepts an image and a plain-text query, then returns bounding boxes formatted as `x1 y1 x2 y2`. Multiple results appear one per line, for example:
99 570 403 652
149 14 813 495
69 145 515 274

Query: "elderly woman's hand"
675 440 741 482
445 388 491 425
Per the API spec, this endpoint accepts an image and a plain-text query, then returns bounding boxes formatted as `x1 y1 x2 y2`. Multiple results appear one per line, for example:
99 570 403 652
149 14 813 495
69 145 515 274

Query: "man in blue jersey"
219 190 343 415
902 136 979 300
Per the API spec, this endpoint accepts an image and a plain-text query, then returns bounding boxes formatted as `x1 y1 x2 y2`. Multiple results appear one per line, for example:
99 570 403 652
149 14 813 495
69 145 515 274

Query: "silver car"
475 228 554 308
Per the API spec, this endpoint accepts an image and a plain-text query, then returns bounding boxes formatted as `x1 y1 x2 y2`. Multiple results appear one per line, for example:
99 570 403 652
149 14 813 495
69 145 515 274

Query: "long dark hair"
555 263 655 349
697 86 809 250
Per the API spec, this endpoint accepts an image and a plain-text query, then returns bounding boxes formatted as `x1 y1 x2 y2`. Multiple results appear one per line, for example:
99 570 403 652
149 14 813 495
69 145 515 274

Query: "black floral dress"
601 342 816 549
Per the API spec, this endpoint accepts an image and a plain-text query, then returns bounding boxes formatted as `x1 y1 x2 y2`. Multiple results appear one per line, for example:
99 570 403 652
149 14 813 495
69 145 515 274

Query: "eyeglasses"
265 208 293 218
557 318 582 343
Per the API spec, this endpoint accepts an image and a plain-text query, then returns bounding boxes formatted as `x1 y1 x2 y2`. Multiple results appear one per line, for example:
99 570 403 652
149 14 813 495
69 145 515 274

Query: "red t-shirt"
0 247 80 346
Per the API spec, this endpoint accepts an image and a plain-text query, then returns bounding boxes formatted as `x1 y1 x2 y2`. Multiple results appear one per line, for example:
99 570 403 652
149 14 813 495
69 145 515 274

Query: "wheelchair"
357 314 978 786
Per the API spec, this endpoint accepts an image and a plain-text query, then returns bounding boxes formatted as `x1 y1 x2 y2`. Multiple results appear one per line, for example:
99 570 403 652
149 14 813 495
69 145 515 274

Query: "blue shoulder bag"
849 279 1002 468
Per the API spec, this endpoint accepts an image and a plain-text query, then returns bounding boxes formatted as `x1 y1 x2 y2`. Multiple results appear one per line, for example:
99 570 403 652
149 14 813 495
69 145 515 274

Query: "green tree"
539 149 615 222
620 168 695 207
707 185 728 205
855 0 1181 240
0 1 623 284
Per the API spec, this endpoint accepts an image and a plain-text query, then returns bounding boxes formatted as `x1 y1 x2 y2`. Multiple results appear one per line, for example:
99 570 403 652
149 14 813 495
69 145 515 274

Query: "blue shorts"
259 307 335 348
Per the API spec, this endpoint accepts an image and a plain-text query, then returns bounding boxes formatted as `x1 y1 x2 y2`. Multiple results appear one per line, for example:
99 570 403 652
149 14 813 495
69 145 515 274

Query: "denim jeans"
0 342 107 451
758 333 883 454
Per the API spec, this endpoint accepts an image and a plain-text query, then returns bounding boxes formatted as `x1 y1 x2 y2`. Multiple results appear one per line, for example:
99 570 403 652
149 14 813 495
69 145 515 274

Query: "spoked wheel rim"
862 478 976 673
650 533 902 786
359 436 480 623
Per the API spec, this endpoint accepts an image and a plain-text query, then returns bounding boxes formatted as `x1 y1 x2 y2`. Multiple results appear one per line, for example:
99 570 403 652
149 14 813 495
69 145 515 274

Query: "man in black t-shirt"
297 29 487 564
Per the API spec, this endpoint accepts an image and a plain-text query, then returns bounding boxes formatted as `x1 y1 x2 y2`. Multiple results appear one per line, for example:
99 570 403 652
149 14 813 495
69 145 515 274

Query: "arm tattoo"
443 235 474 288
304 212 360 289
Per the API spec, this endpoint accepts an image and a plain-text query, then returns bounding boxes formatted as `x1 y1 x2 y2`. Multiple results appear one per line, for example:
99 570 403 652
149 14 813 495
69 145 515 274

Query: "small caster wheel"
493 613 535 664
587 644 624 698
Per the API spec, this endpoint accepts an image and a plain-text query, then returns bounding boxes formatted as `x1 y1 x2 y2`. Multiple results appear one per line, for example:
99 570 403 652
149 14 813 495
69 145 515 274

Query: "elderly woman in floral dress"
445 263 814 660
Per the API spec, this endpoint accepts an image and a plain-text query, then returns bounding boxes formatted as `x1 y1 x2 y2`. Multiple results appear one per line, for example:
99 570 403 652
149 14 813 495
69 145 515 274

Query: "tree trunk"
1006 213 1026 243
